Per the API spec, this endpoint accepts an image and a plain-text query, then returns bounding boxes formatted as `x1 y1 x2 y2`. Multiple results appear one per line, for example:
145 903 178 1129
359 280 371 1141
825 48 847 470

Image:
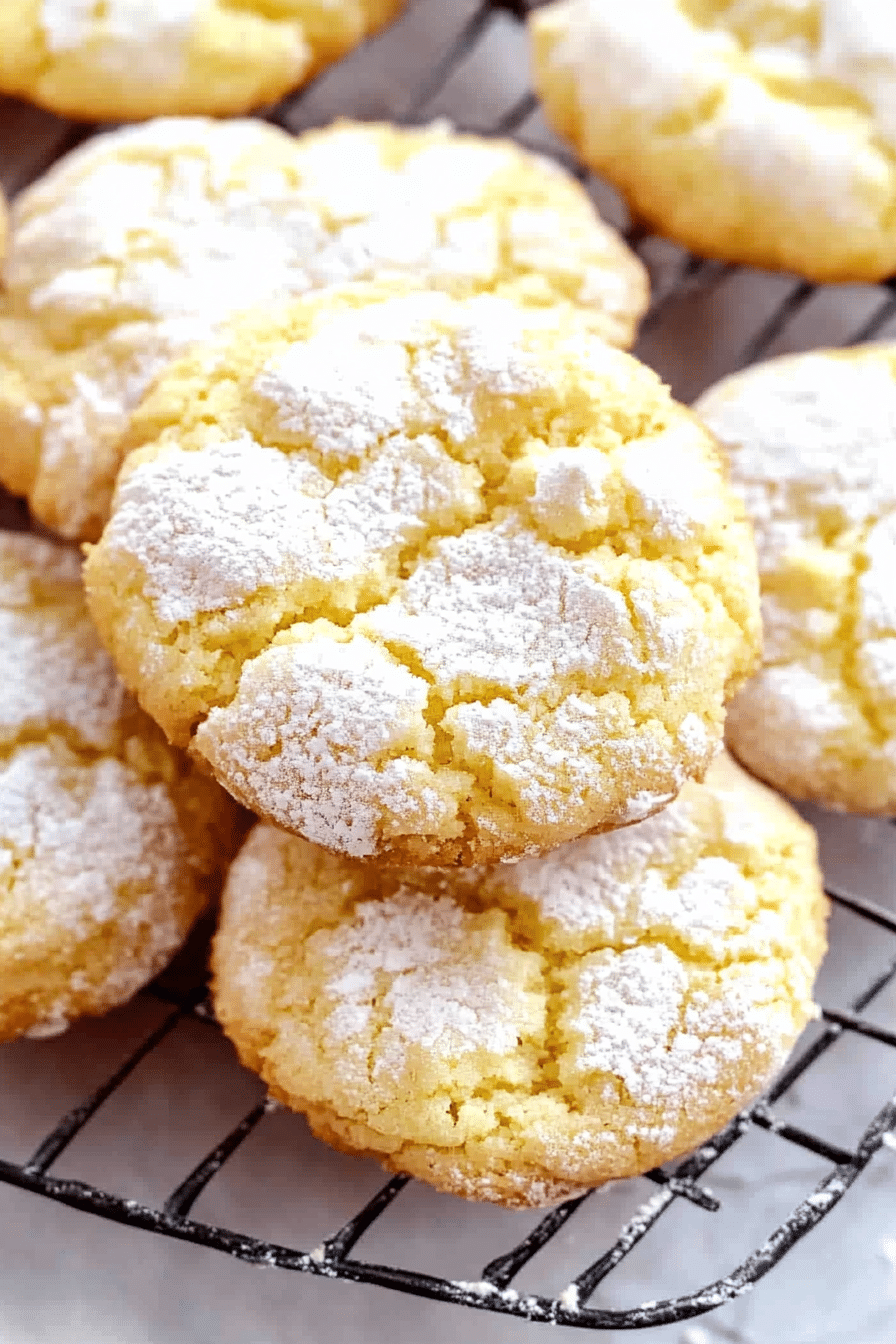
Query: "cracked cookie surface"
0 0 404 120
212 752 827 1208
0 530 244 1042
85 284 760 865
697 345 896 814
531 0 896 281
0 116 647 542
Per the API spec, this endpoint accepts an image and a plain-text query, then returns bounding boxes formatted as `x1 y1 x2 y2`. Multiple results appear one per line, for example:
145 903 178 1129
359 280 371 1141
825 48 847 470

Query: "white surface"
1 1 895 1340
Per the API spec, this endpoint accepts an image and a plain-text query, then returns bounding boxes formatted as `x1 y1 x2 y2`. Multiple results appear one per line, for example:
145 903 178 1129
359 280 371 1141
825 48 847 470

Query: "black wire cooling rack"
2 0 896 1331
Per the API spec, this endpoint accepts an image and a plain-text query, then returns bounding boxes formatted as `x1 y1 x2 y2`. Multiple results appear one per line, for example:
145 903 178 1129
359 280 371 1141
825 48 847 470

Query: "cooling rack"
1 0 895 1332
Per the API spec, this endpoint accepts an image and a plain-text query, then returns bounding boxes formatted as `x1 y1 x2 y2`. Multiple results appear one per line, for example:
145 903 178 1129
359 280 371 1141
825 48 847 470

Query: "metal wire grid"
1 0 896 1330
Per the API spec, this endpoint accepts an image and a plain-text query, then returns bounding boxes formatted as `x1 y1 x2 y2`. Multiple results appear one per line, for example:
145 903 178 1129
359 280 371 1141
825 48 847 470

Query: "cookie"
697 346 896 815
85 284 760 866
0 116 648 542
531 0 896 282
0 530 244 1043
0 0 404 121
212 752 827 1209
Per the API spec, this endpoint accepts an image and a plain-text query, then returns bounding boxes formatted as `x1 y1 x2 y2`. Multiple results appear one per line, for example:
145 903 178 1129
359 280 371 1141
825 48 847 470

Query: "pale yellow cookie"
0 0 404 121
0 530 244 1043
85 284 760 866
212 753 827 1210
531 0 896 282
0 116 648 542
697 346 896 815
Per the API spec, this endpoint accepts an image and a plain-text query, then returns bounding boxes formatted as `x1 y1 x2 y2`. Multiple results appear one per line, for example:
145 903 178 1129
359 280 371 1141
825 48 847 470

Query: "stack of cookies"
1 13 858 1210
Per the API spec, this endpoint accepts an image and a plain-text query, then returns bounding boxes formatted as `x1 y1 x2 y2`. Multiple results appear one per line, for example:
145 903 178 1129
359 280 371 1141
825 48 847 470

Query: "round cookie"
212 752 828 1209
0 530 244 1043
696 345 896 815
0 116 648 542
0 1 405 121
85 284 760 866
531 0 896 282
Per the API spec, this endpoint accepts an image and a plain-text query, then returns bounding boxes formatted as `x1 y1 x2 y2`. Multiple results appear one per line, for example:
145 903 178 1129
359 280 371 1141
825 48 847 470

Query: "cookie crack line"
829 511 896 747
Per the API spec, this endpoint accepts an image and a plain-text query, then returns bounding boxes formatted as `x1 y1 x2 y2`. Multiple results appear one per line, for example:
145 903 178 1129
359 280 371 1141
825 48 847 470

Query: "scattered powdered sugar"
255 292 548 457
0 743 183 940
495 785 701 935
546 1 734 121
571 945 697 1104
619 789 677 823
530 446 613 540
42 0 195 81
541 0 896 220
194 631 455 856
107 430 481 625
288 126 511 221
0 536 131 750
857 512 896 641
363 519 642 692
636 858 762 957
697 354 896 552
678 712 712 759
699 349 896 766
730 663 850 744
321 891 533 1067
0 531 82 605
503 798 777 958
570 943 756 1107
255 332 419 462
5 116 641 537
617 423 724 542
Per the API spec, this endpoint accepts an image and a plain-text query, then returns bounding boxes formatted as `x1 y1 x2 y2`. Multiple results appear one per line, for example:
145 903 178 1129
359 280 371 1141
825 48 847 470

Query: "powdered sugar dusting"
698 353 896 566
4 115 644 538
538 0 896 235
568 941 786 1112
106 430 481 625
618 424 725 542
93 282 751 858
487 755 799 959
0 534 130 749
42 0 195 80
214 749 821 1200
255 332 418 462
322 892 530 1067
697 349 896 795
571 945 696 1104
530 446 613 540
364 519 640 691
254 291 548 458
0 745 183 938
195 631 456 857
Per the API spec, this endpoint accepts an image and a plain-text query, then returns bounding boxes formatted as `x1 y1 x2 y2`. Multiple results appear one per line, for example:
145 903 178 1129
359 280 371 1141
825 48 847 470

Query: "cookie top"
212 753 827 1209
0 116 648 541
0 530 243 1042
0 0 404 120
85 284 760 866
531 0 896 282
697 346 896 815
